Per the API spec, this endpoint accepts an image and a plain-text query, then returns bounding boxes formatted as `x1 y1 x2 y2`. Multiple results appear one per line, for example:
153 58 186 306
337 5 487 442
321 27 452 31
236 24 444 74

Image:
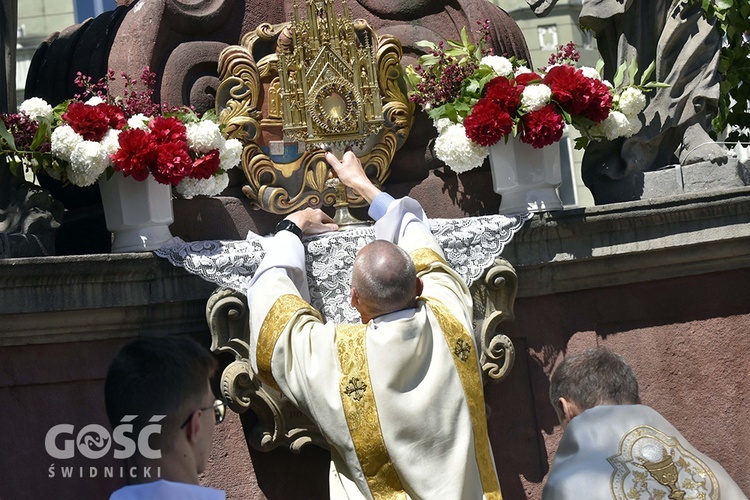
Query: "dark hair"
352 240 418 316
549 347 640 416
104 335 217 435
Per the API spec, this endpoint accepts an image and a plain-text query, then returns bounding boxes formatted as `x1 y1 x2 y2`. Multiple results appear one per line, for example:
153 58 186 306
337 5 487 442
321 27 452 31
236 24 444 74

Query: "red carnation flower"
151 142 192 185
520 104 565 148
580 78 613 123
95 103 127 130
62 101 110 142
542 65 589 115
111 128 157 181
190 149 221 179
484 76 522 116
149 116 187 145
514 72 542 87
464 100 514 147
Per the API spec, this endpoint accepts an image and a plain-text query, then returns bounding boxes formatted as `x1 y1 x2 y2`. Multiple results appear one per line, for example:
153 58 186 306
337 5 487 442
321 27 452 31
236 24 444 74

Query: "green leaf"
613 60 627 88
639 61 656 86
574 136 590 150
460 27 470 50
627 58 638 85
29 120 50 151
415 40 437 50
595 59 605 76
715 0 733 11
0 120 17 150
8 157 20 176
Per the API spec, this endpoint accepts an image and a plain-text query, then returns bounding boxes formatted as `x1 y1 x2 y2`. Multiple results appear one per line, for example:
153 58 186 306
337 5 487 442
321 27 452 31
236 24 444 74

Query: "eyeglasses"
180 399 226 429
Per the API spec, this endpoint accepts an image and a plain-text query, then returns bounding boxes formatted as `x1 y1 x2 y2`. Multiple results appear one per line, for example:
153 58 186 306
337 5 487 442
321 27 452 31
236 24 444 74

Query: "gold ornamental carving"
215 0 414 214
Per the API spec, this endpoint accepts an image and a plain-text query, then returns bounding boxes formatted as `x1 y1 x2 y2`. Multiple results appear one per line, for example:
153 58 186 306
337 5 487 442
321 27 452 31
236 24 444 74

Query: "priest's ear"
557 397 583 427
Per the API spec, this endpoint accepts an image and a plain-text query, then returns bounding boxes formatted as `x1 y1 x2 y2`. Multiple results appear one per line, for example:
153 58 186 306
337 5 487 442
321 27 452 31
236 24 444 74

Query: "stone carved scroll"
206 259 518 452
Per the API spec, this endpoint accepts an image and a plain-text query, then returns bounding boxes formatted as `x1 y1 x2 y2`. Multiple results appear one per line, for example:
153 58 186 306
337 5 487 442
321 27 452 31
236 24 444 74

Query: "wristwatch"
275 219 303 239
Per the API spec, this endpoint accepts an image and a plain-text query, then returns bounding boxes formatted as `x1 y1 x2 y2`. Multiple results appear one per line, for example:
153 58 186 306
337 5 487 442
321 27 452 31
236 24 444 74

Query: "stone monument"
526 0 749 203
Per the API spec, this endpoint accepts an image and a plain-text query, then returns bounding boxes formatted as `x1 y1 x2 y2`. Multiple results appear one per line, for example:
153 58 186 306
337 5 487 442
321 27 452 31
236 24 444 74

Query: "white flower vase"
98 172 174 252
489 136 564 215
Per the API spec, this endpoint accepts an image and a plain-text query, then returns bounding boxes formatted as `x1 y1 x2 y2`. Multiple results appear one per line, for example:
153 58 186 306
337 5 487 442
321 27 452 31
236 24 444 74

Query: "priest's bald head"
350 240 424 323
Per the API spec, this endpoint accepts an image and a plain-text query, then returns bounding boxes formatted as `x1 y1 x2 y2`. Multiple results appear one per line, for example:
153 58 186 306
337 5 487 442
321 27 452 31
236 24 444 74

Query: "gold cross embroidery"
344 377 368 401
454 338 472 362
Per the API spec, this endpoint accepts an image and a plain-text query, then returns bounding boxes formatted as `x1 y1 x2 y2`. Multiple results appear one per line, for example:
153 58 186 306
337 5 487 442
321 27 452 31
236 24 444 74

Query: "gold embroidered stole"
424 298 503 499
410 245 503 499
335 323 406 499
256 294 322 391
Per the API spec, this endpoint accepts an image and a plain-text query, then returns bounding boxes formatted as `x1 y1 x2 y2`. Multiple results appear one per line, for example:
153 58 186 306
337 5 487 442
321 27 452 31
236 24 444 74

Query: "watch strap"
276 219 303 239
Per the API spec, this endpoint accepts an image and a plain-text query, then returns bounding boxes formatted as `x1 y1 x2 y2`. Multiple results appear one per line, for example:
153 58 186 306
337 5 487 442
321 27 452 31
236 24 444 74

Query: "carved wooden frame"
206 257 518 453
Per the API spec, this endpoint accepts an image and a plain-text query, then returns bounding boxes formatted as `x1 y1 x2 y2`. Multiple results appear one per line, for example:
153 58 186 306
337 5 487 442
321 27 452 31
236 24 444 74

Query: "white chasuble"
247 196 503 499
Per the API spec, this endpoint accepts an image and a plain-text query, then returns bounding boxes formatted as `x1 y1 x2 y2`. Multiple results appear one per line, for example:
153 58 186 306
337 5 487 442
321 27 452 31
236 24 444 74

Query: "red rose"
484 76 522 116
190 149 221 179
149 116 187 145
520 104 565 148
95 103 127 130
151 141 192 185
111 128 157 181
62 102 110 142
464 100 513 147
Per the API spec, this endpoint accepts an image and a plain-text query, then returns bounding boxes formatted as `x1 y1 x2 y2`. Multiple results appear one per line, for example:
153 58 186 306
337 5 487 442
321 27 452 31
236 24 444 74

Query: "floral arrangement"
405 22 666 173
0 67 242 198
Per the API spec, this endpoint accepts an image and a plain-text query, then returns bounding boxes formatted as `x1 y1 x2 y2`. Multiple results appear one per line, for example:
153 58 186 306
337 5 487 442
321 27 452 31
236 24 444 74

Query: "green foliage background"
688 0 750 142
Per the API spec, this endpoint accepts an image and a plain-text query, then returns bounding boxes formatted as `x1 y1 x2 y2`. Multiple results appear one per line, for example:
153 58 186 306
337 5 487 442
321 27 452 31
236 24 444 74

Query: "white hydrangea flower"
520 84 552 112
589 111 632 141
67 141 109 186
51 125 84 163
175 172 229 199
481 55 513 77
186 120 223 153
433 118 453 135
219 138 242 171
617 87 647 117
100 129 121 161
19 97 54 122
85 96 105 106
579 66 601 80
515 66 532 75
433 123 488 174
127 114 150 130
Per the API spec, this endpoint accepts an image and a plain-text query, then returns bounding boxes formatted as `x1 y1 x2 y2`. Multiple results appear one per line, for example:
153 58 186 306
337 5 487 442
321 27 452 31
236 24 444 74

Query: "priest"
245 150 503 499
